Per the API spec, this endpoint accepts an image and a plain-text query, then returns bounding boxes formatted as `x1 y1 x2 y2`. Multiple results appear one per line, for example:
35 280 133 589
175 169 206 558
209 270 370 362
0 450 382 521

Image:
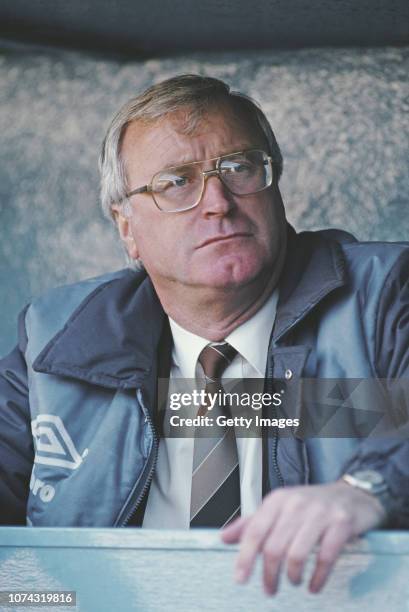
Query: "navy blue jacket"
1 227 408 526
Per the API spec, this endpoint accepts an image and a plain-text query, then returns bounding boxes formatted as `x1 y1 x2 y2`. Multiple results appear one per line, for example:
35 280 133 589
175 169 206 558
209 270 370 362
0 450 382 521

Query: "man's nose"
199 173 235 217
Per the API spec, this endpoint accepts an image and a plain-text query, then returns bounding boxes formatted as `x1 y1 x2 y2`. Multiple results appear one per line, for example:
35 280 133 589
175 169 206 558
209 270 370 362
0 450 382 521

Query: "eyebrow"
162 160 195 171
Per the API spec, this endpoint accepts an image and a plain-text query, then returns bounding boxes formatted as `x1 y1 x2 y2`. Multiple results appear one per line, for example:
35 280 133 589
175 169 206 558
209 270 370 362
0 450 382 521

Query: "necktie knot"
198 342 237 382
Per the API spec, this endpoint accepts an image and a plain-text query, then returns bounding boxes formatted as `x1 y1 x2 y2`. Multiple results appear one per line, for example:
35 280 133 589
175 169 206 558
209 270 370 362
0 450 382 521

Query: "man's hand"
221 480 386 595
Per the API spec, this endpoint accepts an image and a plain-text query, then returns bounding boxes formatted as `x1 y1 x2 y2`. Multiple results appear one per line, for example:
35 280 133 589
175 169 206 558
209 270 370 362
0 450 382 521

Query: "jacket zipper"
267 353 285 487
118 390 159 526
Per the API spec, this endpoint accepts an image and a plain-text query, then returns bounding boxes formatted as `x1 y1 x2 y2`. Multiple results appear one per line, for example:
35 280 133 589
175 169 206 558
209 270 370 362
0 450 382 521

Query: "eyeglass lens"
151 150 272 212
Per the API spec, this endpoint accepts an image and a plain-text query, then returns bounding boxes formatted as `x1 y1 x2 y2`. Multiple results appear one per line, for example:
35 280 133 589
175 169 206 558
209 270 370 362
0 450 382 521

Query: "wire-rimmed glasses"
123 149 274 213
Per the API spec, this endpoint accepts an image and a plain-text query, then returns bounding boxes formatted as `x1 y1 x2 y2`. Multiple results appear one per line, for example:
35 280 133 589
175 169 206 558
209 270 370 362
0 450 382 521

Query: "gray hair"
99 74 283 269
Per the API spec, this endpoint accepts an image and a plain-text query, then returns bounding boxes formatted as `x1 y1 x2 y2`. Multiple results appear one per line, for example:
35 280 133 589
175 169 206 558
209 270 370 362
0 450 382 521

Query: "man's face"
116 105 287 294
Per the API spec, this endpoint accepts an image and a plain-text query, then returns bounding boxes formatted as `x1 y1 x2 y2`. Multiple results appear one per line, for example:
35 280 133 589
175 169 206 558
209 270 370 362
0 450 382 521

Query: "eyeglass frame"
121 148 275 214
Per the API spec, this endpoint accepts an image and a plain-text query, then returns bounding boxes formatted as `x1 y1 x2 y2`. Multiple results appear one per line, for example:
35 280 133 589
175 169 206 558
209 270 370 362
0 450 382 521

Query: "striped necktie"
190 342 241 528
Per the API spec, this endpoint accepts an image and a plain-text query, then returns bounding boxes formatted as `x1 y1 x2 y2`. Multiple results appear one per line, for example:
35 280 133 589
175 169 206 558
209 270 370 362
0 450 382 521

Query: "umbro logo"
31 414 88 470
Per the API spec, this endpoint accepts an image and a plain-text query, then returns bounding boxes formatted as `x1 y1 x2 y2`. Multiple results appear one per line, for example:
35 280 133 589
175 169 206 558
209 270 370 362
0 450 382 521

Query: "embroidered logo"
31 414 86 470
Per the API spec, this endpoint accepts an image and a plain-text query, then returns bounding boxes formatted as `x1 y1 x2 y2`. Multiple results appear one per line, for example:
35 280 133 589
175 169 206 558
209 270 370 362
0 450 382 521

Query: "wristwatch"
341 469 396 522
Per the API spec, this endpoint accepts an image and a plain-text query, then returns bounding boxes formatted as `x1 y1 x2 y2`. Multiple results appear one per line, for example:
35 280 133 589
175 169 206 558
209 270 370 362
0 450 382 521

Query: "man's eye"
221 161 251 174
174 176 188 186
155 173 190 191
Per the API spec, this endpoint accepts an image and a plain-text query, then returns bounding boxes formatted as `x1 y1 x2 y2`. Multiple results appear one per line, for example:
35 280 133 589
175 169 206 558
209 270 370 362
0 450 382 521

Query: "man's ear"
111 204 139 260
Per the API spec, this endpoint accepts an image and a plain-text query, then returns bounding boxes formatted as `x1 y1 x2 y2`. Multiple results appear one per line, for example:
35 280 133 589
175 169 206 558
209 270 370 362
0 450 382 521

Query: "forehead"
121 104 267 178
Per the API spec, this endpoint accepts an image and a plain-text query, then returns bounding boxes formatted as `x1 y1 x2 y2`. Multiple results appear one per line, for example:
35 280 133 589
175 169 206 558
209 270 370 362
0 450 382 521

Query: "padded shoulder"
24 269 143 362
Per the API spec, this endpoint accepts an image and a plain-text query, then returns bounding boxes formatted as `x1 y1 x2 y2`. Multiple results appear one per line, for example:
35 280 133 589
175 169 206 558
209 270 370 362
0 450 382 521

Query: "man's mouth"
197 233 252 249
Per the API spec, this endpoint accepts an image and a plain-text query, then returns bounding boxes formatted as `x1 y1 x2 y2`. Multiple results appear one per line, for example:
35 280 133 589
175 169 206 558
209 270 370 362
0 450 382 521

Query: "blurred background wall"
0 1 408 354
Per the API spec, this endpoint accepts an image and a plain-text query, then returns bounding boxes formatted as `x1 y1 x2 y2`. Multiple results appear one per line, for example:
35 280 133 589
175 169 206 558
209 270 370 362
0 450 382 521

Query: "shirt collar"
226 288 278 375
169 288 279 378
168 317 209 379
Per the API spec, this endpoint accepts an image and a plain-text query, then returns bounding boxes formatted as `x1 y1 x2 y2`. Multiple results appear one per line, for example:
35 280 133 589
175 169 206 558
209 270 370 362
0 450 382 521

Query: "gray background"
1 44 408 355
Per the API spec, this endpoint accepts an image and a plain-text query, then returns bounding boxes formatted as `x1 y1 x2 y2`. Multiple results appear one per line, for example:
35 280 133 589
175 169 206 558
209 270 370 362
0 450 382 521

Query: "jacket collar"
33 225 347 388
33 272 167 389
272 225 347 342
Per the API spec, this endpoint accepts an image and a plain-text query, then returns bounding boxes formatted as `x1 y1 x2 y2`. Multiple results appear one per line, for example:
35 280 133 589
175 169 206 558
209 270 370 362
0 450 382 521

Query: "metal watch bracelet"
341 470 397 525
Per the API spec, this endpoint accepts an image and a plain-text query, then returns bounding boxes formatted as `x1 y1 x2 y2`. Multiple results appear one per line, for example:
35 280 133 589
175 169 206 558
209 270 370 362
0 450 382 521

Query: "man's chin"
192 260 267 290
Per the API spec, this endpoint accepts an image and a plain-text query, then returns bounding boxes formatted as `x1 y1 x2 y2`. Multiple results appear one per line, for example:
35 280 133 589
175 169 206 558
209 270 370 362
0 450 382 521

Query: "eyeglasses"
124 149 274 213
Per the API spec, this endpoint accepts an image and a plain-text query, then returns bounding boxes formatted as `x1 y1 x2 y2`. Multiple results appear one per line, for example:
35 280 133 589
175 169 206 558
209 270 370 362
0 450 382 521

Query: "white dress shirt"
142 289 279 529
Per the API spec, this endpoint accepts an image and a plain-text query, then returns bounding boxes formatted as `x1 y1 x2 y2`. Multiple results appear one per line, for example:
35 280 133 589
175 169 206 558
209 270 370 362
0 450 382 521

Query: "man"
0 74 408 595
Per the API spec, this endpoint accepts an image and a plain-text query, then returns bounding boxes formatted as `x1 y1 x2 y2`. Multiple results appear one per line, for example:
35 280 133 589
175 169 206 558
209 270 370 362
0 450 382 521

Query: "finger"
285 510 328 585
261 510 301 595
221 515 250 544
263 551 283 596
309 523 352 593
234 497 281 583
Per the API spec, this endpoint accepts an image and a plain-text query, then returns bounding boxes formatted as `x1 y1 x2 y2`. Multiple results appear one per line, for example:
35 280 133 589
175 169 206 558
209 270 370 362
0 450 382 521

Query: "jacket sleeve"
0 307 34 525
341 249 409 527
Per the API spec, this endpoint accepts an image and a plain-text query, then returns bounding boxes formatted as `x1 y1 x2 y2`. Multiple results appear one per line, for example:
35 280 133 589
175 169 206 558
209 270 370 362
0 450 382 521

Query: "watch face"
353 470 384 486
